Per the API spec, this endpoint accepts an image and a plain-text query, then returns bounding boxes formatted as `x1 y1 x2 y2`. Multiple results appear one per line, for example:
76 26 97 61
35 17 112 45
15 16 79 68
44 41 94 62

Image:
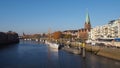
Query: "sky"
0 0 120 35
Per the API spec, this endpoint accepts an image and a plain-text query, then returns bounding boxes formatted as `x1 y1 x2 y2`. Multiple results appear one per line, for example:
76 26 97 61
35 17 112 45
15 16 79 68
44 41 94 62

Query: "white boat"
45 41 59 49
49 43 59 49
35 39 38 41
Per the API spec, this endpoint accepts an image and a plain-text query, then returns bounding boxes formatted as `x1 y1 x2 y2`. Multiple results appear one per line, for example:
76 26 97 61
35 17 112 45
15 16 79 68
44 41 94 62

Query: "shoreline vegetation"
0 31 19 46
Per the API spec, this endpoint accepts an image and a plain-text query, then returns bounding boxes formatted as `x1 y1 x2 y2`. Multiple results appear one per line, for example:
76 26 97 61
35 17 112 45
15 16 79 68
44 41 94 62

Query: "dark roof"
63 30 78 32
108 20 115 24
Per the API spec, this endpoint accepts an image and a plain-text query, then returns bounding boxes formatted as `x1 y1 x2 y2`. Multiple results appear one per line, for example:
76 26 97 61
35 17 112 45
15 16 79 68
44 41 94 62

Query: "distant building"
62 30 78 36
77 12 91 40
61 12 91 40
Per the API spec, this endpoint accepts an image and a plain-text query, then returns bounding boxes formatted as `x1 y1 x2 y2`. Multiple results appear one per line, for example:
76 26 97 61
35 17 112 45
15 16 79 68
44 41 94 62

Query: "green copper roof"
86 12 90 24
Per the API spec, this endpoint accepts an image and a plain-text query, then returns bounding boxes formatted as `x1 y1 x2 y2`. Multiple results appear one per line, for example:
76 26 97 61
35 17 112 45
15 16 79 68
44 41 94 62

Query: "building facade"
62 30 78 36
77 13 91 40
89 18 120 40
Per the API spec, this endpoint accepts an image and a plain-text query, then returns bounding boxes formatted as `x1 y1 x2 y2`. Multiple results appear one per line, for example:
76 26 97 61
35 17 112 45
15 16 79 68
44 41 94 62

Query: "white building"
89 18 120 40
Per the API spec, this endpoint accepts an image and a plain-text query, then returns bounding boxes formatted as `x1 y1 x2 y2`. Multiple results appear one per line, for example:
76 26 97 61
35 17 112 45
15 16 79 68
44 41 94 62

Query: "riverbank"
61 44 120 61
85 45 120 61
62 46 81 55
0 31 19 46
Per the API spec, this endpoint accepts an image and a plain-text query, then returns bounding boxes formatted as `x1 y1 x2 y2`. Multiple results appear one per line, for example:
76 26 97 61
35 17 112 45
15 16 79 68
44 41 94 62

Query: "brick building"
77 13 91 40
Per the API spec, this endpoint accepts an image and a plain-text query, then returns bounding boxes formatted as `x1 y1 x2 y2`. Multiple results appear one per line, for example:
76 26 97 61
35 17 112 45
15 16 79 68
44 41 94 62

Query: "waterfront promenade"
21 37 120 61
22 38 120 61
85 44 120 61
56 40 120 61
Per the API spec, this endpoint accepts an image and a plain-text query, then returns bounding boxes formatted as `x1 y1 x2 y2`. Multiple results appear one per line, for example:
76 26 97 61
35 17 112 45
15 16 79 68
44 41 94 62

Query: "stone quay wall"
61 41 120 61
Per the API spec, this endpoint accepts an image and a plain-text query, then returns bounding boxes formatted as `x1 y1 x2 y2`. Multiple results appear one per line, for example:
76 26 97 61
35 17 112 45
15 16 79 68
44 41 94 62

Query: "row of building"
89 19 120 40
62 12 91 40
62 12 120 42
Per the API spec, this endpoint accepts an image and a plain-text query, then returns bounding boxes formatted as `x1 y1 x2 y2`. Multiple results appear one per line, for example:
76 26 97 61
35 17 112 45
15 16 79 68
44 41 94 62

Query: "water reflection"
84 53 120 68
47 47 59 68
0 40 120 68
48 48 58 57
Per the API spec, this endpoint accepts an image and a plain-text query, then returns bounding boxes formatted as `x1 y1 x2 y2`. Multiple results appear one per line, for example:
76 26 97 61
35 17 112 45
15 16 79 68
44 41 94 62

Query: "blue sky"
0 0 120 34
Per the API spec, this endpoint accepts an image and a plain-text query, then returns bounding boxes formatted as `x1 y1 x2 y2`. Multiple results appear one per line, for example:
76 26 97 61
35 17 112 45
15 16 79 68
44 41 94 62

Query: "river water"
0 40 120 68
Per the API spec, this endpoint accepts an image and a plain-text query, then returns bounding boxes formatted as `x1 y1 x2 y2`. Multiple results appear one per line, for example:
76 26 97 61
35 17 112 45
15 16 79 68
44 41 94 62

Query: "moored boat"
45 41 59 49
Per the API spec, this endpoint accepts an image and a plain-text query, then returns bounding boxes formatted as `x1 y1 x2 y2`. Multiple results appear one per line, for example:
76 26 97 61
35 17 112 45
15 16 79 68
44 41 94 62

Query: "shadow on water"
57 49 120 68
81 52 120 68
0 43 19 50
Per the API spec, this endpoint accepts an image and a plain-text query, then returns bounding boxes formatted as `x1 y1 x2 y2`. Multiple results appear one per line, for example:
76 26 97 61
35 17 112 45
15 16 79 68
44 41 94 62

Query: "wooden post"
78 43 81 54
82 42 86 58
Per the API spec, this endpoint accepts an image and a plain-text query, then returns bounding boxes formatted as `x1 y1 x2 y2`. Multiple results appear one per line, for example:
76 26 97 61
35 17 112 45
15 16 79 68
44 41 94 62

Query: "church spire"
85 12 90 24
84 12 91 30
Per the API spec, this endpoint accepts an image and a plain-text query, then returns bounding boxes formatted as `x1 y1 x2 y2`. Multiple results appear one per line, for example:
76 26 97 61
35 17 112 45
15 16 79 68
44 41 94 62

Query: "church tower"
84 12 91 31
